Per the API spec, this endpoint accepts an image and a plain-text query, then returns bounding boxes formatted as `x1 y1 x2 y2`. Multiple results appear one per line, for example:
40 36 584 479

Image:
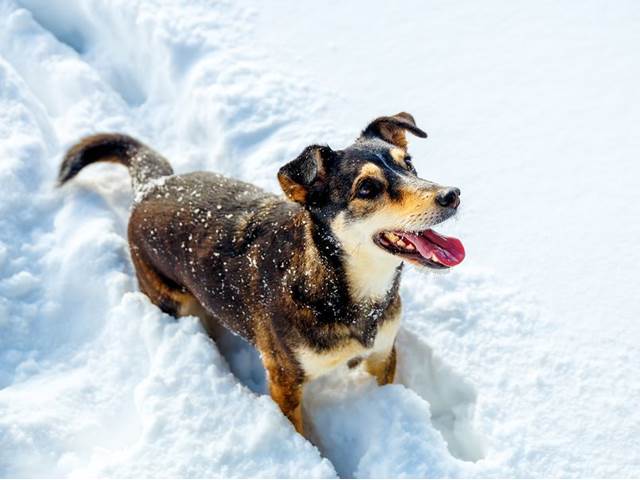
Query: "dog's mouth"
374 229 465 269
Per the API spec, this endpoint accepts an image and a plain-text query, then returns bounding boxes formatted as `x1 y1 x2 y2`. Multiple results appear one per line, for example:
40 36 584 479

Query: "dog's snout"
436 187 461 209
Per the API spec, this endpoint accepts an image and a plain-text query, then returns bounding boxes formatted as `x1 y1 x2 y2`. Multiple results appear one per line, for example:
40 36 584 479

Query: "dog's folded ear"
278 145 333 204
361 112 427 149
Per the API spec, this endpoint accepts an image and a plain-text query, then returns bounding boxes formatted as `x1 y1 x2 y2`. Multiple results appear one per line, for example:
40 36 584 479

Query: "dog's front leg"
365 344 397 385
258 343 305 434
267 370 304 435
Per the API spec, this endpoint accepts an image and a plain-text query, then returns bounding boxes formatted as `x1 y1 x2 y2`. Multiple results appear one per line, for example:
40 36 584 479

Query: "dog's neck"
340 240 403 300
307 211 403 302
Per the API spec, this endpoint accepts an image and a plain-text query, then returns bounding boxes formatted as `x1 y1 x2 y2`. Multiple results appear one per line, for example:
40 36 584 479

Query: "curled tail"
58 133 174 191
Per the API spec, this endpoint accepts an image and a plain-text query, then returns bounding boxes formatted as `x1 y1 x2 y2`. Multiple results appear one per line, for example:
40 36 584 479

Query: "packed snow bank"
1 0 639 477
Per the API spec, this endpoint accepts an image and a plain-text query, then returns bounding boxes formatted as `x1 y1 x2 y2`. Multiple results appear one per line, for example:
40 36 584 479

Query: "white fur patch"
330 211 403 300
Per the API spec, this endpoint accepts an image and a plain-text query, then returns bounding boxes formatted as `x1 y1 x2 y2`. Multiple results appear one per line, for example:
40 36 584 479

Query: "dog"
58 112 465 435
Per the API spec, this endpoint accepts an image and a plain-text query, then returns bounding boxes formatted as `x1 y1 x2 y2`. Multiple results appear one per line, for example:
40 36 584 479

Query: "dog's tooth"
387 232 399 241
396 239 407 248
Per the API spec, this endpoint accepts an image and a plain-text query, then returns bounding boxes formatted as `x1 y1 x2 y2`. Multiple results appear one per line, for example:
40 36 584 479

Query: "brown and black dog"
58 113 465 435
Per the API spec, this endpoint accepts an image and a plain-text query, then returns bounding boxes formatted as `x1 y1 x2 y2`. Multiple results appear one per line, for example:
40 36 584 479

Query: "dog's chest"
296 313 401 380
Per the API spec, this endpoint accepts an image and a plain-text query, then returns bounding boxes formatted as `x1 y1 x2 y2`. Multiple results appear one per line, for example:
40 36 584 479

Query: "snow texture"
1 0 639 477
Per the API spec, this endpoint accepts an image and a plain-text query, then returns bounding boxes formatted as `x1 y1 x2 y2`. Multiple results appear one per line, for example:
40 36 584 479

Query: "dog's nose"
436 187 461 209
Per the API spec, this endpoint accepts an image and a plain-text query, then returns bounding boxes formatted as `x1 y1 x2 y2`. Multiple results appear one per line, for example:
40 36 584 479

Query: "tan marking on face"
296 309 401 381
389 147 406 165
387 182 437 217
360 163 384 177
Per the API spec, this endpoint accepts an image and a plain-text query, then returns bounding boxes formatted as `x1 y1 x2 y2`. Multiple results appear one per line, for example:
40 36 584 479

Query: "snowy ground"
1 0 639 477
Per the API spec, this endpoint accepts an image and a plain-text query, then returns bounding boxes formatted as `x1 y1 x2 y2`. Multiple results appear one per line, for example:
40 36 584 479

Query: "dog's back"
128 170 309 342
59 134 316 340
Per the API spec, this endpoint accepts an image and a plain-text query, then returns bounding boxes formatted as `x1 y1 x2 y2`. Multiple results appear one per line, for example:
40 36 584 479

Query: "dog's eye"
355 178 383 200
404 155 416 172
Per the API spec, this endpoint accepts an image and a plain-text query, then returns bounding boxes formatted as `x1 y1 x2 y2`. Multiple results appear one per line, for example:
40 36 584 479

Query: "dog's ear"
278 145 333 204
361 112 427 149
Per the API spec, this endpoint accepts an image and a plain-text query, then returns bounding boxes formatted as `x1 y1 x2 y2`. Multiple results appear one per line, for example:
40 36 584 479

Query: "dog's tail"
58 133 174 191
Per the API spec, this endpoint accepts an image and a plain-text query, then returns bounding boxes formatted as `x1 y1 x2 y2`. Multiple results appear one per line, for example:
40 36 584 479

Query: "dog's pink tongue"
403 229 466 267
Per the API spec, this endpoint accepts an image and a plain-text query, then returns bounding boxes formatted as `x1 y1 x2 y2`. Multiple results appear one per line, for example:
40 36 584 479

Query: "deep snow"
1 0 639 477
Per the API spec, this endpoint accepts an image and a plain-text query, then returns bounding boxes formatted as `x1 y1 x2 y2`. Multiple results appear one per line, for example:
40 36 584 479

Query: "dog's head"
278 112 465 274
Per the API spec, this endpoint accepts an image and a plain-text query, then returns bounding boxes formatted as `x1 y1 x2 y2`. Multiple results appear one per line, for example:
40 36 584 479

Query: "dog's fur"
58 113 461 434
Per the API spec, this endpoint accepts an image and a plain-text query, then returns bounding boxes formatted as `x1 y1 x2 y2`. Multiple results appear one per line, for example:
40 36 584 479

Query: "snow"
0 0 639 477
